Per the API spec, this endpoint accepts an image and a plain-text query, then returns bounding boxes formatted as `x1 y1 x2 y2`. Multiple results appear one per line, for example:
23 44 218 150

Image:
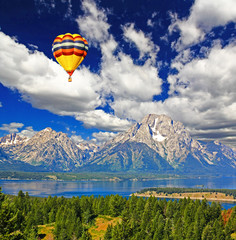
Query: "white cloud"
34 0 56 14
169 43 236 99
76 110 132 132
166 42 236 147
100 44 162 102
76 0 110 45
0 102 2 107
70 134 84 144
169 0 236 50
1 0 235 150
62 0 72 18
19 126 38 138
147 19 154 28
74 0 162 129
0 31 102 117
71 130 118 145
34 0 72 18
123 23 159 62
1 20 144 134
92 131 118 145
108 41 236 148
147 12 158 28
111 99 161 122
28 43 38 51
0 122 24 133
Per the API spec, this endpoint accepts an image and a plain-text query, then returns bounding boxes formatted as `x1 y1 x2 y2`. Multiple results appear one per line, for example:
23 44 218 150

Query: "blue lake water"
0 176 236 209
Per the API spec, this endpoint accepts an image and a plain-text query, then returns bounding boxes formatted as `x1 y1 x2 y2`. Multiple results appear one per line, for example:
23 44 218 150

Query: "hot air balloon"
52 33 88 82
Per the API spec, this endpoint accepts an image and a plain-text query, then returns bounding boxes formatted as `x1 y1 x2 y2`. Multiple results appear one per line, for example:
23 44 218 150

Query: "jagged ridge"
0 114 235 173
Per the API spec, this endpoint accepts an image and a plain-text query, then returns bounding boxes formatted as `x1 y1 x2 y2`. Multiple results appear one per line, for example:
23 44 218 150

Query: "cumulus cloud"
76 0 110 45
147 12 158 28
19 126 38 138
76 110 132 132
1 0 235 150
1 0 161 134
108 40 236 148
70 134 84 144
0 30 133 132
100 42 162 102
111 99 161 122
0 122 24 133
92 131 118 145
169 0 236 50
0 31 102 119
75 0 162 127
167 42 236 147
190 128 236 147
123 23 159 62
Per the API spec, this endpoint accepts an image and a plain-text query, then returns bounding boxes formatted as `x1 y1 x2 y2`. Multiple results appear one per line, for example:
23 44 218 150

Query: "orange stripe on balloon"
62 49 74 55
74 49 84 54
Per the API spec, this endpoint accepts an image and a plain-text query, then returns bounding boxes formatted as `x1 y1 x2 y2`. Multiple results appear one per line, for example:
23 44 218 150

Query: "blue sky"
0 0 236 148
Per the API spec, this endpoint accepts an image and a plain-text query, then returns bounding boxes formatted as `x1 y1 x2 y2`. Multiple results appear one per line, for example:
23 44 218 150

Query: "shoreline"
133 192 236 203
0 176 187 182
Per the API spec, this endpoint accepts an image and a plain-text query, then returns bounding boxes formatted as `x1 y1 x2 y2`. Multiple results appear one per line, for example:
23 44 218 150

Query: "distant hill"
0 114 235 174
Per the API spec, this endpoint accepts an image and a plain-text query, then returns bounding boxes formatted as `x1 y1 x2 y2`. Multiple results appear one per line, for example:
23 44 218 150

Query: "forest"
0 171 179 181
0 187 236 240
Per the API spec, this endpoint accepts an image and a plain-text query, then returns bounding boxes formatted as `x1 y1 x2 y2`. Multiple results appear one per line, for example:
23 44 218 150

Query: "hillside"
0 189 236 239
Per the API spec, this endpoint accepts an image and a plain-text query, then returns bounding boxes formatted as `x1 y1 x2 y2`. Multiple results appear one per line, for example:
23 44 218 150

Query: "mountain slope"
0 133 29 145
0 128 87 171
0 114 235 174
0 148 46 172
90 114 236 173
87 141 173 172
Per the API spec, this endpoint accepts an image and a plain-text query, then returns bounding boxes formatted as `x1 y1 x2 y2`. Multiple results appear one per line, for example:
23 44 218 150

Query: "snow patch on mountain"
151 118 166 142
0 133 28 146
203 157 214 165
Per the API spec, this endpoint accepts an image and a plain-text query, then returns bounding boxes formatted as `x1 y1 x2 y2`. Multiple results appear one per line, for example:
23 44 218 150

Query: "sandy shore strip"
133 191 236 203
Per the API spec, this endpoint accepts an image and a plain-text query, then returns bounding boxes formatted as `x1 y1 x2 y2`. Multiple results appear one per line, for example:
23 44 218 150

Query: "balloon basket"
68 76 72 82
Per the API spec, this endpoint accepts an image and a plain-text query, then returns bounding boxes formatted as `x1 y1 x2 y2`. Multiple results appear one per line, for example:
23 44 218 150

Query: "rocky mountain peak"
141 114 190 142
105 114 197 165
141 114 171 125
1 127 87 171
42 127 53 132
35 127 55 136
110 114 191 145
31 127 69 144
0 113 235 173
0 133 28 146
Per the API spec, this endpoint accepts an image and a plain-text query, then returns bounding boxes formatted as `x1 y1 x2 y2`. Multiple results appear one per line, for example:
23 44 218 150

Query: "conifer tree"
163 218 173 240
104 224 113 240
202 224 214 240
153 214 165 240
81 229 92 240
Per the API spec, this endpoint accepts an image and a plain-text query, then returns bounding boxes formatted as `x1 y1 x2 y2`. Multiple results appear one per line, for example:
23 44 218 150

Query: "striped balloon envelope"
52 33 88 82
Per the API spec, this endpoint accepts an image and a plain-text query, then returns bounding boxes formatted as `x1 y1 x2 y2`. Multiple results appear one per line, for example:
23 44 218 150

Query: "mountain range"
0 114 235 175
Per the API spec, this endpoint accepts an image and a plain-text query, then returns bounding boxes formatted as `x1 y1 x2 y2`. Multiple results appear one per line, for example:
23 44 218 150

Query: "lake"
1 176 236 209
